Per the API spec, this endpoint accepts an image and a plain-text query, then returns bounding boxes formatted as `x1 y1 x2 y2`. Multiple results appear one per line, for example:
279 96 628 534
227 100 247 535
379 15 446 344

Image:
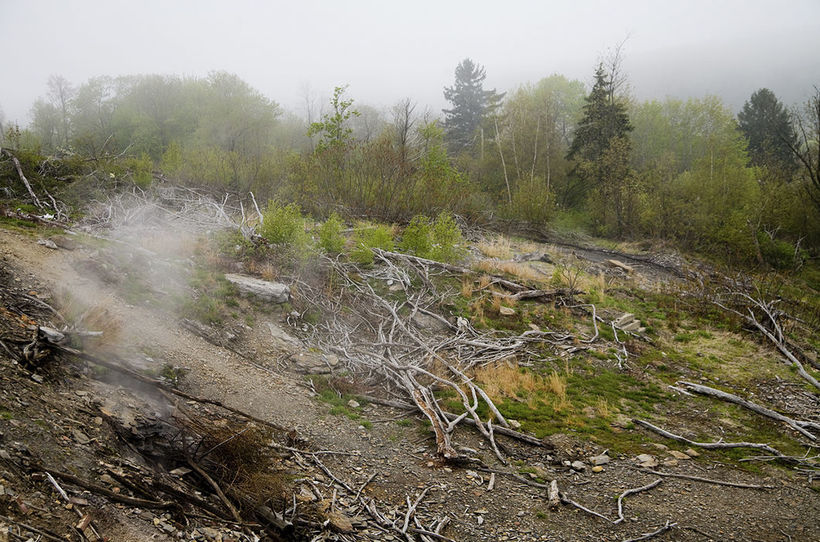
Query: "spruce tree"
567 64 632 163
738 88 798 176
442 58 503 154
567 64 635 236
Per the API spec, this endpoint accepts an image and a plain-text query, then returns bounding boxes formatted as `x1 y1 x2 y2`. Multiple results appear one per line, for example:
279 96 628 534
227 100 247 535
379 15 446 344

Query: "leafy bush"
758 232 804 270
351 224 394 265
398 212 465 263
318 213 346 253
259 201 310 250
398 215 432 256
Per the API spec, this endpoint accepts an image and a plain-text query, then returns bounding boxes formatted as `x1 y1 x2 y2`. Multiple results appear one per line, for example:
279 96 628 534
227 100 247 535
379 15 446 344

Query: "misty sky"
1 0 819 124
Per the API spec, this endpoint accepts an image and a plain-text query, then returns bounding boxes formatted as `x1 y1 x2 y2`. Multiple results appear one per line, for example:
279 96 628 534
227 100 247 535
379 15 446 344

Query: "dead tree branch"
678 381 818 441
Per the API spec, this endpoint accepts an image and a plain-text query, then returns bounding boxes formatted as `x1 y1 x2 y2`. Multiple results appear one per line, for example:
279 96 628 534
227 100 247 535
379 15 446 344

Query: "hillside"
0 186 818 541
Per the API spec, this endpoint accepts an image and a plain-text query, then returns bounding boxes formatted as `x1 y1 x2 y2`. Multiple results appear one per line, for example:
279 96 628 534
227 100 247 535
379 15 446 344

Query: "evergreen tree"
567 64 635 236
567 64 632 162
442 58 503 154
738 88 798 177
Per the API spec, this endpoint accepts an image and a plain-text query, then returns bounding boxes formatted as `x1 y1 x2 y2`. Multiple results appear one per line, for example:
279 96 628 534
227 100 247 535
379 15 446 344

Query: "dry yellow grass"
477 274 492 290
547 370 570 410
595 397 611 418
56 290 123 350
461 277 474 299
476 236 513 259
490 290 503 313
474 260 544 283
473 362 541 407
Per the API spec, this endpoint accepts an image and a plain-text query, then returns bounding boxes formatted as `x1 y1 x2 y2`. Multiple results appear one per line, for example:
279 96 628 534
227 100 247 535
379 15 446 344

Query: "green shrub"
318 213 346 254
429 212 465 263
259 201 310 250
398 215 432 256
129 153 154 188
758 232 803 270
398 212 465 263
351 224 394 265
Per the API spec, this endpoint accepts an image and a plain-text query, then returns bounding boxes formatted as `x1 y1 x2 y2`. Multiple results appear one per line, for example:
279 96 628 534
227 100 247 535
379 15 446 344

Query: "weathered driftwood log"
678 381 818 441
224 273 290 303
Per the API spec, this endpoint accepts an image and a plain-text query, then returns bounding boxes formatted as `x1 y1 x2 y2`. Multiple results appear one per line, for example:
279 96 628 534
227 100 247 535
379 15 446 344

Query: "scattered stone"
621 320 641 332
668 450 691 460
570 460 586 472
410 312 451 332
347 399 360 409
615 313 635 327
684 448 700 458
499 306 516 316
266 322 300 346
651 443 669 451
589 453 610 466
289 352 333 374
169 467 192 476
326 510 354 533
224 273 290 303
606 259 634 273
72 429 91 445
611 414 632 428
508 419 522 430
30 374 44 384
663 459 679 467
635 454 658 468
37 239 59 250
591 466 604 473
50 236 79 250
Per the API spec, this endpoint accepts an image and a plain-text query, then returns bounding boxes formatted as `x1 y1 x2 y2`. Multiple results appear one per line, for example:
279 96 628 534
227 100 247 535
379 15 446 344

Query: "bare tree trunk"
1 148 43 209
530 116 540 182
494 118 512 205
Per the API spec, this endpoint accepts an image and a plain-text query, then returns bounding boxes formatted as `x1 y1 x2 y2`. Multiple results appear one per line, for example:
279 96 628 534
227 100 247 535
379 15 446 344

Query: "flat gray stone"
224 274 290 303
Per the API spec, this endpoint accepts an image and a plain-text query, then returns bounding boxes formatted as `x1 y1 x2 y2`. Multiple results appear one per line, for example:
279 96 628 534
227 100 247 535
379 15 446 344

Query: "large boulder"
224 273 290 303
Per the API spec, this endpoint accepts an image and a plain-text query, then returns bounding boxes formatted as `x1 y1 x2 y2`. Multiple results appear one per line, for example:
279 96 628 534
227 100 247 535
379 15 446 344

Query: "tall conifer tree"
442 58 503 154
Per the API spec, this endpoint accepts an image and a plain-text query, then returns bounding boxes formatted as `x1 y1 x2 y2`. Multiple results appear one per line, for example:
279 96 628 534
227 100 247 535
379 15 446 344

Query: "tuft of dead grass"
477 236 513 260
461 277 474 299
474 260 544 283
595 397 611 418
546 370 570 410
473 361 541 407
56 290 122 350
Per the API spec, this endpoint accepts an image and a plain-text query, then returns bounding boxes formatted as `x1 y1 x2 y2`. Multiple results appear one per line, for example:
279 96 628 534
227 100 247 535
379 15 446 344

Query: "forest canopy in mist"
1 0 819 267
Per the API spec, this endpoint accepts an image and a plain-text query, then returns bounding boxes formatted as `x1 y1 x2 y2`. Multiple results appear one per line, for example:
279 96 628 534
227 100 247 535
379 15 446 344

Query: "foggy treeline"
1 59 819 267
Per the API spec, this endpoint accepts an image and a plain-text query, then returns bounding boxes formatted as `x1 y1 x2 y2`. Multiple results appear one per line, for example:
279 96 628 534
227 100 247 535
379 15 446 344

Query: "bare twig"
614 479 663 524
635 469 774 489
622 520 676 542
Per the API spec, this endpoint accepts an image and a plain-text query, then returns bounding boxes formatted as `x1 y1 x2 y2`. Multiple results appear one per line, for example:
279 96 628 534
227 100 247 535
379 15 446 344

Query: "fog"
1 0 819 123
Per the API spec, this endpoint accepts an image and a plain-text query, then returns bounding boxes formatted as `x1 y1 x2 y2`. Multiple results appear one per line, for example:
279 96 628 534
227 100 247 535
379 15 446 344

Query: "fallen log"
633 419 793 461
678 381 818 441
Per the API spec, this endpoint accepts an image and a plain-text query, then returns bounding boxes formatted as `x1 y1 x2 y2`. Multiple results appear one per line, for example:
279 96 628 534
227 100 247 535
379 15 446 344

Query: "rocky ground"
1 221 818 542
